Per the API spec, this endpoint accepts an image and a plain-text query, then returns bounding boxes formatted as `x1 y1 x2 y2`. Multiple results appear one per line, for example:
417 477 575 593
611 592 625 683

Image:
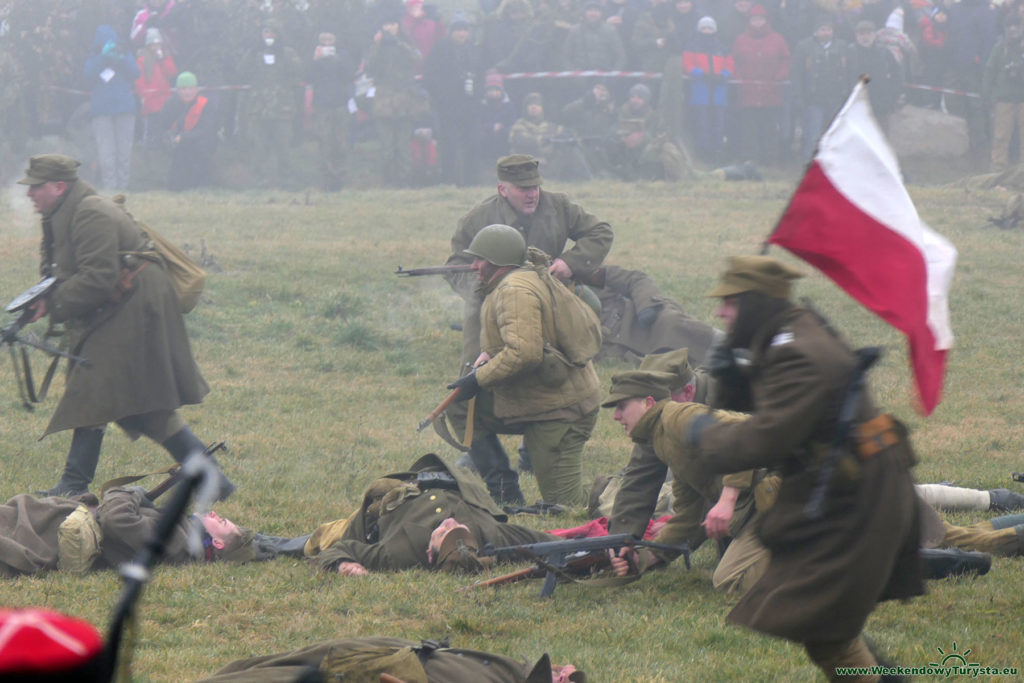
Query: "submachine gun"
2 277 89 409
469 534 691 598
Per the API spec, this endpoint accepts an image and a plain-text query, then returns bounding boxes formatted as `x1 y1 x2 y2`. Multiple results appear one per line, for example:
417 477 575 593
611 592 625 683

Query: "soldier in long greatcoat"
691 256 924 680
18 154 233 500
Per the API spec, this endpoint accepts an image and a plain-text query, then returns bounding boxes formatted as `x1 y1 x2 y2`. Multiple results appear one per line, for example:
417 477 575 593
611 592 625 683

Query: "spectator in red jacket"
731 4 791 165
136 29 178 146
917 5 950 108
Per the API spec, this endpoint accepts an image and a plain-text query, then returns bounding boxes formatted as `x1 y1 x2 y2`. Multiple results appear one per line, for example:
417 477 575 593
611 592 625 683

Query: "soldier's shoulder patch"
770 331 795 347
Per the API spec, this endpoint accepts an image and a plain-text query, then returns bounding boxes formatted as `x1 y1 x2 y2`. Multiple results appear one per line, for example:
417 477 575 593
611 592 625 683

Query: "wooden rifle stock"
418 388 462 432
395 264 474 277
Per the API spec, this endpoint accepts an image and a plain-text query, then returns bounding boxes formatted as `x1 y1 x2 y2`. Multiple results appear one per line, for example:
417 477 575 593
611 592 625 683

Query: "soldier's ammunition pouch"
538 343 573 387
852 414 916 471
57 504 102 574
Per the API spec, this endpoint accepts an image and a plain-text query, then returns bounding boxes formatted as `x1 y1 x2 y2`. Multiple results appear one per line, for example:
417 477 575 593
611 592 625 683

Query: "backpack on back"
526 247 602 367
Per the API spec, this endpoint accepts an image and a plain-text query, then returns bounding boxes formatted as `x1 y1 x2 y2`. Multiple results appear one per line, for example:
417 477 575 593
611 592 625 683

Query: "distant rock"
887 105 969 159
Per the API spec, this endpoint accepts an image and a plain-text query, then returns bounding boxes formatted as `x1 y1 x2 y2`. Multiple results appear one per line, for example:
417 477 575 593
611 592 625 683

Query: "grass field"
1 175 1022 682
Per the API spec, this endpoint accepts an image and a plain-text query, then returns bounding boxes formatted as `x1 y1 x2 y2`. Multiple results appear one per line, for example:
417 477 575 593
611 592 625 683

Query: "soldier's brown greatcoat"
39 179 209 436
696 307 923 642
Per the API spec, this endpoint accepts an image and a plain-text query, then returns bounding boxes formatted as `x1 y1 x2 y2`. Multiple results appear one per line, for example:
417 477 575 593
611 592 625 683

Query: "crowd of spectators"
0 0 1021 190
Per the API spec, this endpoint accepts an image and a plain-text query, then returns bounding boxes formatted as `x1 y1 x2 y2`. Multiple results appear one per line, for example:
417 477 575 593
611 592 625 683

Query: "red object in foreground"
0 608 104 674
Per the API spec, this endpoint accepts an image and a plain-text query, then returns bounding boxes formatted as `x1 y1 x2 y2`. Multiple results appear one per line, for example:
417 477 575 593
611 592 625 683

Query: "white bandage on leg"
915 484 989 511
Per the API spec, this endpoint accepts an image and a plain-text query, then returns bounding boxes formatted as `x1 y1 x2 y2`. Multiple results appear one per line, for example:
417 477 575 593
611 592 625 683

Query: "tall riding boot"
39 428 105 497
161 427 236 502
920 548 992 579
468 433 525 505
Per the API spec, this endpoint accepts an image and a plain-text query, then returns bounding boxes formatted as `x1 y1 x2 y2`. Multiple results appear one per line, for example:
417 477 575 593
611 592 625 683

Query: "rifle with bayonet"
2 277 90 409
469 533 691 598
395 264 474 277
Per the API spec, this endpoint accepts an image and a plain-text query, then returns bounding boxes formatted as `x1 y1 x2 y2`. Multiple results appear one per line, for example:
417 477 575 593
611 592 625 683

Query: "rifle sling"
99 465 180 498
430 397 475 453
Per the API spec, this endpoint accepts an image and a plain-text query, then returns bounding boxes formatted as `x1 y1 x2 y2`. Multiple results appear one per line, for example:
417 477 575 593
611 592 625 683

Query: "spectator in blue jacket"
683 17 733 164
83 24 140 190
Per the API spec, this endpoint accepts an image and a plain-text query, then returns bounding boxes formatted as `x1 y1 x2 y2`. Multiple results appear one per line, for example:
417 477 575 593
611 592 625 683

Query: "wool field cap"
435 526 487 574
497 154 542 186
17 154 80 185
601 370 676 407
706 255 805 299
638 348 693 390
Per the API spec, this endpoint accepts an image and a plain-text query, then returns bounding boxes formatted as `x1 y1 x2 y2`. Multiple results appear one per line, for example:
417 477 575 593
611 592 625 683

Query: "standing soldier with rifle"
446 225 603 506
17 154 234 501
688 256 923 681
443 155 613 490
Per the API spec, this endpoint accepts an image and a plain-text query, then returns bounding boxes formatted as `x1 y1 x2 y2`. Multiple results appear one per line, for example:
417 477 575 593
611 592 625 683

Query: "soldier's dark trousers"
805 637 878 683
467 433 525 505
161 426 236 501
50 427 105 495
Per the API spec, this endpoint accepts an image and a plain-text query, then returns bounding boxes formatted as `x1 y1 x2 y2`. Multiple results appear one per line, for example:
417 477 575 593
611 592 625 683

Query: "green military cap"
601 370 675 408
496 154 542 187
638 348 693 390
706 255 805 299
17 154 80 185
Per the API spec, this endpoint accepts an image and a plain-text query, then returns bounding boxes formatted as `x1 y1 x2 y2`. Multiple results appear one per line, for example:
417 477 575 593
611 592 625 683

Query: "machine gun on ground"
468 533 690 598
2 277 90 409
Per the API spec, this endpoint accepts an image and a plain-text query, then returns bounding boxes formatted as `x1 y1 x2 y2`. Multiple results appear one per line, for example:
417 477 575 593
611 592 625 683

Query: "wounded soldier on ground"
305 453 557 575
0 487 307 576
584 265 719 366
196 636 584 683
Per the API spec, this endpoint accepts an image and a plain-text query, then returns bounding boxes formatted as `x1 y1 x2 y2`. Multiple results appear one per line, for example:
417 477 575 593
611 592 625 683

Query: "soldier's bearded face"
498 182 540 214
716 296 739 332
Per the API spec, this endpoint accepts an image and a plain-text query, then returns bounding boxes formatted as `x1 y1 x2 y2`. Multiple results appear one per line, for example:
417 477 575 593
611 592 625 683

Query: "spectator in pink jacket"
135 29 178 145
731 4 790 165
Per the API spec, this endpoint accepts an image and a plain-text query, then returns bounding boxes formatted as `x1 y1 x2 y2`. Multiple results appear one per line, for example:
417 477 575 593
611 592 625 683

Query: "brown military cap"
496 154 542 187
17 154 81 185
434 526 487 574
601 370 675 408
639 348 693 390
706 255 805 299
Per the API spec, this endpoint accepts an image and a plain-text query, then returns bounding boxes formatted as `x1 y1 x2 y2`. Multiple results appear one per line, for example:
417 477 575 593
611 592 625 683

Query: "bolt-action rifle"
2 277 90 409
394 264 474 277
469 534 690 598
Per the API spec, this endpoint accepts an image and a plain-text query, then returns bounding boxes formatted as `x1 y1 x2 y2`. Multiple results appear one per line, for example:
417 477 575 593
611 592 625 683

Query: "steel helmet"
464 224 526 266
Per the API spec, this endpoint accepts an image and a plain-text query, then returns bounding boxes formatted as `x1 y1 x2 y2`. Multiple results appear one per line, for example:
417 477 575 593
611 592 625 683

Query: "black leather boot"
920 547 992 580
988 488 1024 511
38 427 104 497
162 427 236 501
468 434 525 505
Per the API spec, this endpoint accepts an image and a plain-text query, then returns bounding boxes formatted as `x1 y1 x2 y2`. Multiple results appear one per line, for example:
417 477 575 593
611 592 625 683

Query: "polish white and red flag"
768 78 957 415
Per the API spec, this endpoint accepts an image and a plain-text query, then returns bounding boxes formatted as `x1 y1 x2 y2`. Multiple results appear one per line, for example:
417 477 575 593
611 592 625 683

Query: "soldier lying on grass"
0 486 307 576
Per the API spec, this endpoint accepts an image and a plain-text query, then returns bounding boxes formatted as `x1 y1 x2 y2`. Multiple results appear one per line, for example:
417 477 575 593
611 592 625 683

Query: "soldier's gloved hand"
708 345 751 386
635 305 658 328
447 370 480 401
